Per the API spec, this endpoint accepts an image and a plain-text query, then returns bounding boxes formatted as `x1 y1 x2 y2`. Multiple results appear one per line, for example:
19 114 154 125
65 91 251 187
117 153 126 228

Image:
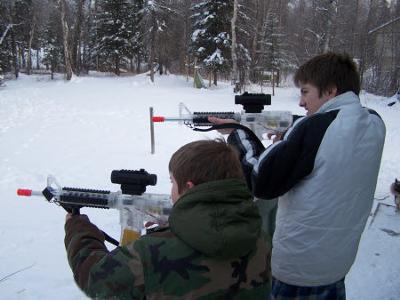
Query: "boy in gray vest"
210 52 386 300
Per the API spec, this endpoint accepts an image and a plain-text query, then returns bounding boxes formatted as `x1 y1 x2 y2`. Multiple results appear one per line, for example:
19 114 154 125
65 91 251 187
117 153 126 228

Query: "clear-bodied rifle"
152 92 293 140
17 169 171 246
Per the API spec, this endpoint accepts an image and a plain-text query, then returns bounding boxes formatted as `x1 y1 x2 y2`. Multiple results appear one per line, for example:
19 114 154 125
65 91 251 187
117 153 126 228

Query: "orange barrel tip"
17 189 32 196
152 116 165 122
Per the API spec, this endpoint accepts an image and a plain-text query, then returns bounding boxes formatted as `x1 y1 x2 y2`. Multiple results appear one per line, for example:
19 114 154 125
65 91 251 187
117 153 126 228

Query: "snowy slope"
0 74 399 299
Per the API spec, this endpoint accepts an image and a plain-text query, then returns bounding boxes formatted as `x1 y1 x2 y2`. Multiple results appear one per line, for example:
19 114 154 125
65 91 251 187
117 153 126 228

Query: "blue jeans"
271 277 346 300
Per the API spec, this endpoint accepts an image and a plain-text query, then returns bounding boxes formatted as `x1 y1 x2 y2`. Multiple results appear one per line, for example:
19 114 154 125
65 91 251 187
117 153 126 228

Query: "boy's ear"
327 85 338 98
186 181 195 190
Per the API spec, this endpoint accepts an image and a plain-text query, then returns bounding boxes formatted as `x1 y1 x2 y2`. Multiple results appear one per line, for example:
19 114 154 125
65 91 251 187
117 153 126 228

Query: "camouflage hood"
169 179 262 260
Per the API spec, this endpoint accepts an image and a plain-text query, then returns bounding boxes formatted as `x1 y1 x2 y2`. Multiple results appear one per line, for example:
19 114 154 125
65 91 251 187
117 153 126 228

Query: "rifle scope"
111 169 157 195
235 92 271 113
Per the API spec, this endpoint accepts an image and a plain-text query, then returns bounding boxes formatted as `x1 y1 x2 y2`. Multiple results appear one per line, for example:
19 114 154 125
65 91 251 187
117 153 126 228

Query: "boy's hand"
66 213 89 222
208 116 238 135
267 132 283 143
66 213 73 222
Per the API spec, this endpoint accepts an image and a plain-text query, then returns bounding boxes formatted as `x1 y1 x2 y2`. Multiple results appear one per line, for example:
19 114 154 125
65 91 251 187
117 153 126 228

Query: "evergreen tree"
191 0 233 85
13 0 35 70
128 0 145 73
96 0 134 75
262 13 279 80
262 11 296 87
234 0 253 89
0 1 12 73
141 0 177 81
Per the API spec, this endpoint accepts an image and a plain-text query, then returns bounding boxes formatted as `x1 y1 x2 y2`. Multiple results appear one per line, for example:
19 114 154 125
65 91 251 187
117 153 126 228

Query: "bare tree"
389 1 400 93
27 12 37 75
231 0 239 91
59 0 73 80
72 0 86 75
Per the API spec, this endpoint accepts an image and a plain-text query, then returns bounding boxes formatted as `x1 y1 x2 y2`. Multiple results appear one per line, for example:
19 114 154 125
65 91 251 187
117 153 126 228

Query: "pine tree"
262 9 296 87
13 0 35 71
191 0 233 86
231 0 252 91
96 0 134 75
0 0 13 73
142 0 177 82
128 0 145 73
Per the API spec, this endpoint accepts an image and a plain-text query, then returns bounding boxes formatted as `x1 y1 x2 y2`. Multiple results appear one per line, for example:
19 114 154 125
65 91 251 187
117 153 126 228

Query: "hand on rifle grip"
267 132 283 143
208 116 238 135
62 204 81 216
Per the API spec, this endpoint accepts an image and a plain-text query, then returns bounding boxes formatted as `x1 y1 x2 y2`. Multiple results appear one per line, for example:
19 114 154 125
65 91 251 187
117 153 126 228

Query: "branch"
0 263 35 283
0 23 22 46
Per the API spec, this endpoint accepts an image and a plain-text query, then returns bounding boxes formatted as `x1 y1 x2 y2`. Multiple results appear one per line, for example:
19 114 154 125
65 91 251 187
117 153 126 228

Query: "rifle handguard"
192 112 236 126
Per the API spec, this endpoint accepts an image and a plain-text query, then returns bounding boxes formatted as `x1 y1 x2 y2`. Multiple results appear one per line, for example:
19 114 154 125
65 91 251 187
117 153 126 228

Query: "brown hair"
169 139 244 193
294 52 360 96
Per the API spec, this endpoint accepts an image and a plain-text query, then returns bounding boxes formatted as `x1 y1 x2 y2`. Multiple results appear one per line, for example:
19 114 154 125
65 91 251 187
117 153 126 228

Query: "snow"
205 48 224 65
0 73 399 299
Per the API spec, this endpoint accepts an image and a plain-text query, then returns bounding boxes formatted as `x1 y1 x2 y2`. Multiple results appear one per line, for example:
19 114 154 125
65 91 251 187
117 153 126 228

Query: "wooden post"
150 107 155 154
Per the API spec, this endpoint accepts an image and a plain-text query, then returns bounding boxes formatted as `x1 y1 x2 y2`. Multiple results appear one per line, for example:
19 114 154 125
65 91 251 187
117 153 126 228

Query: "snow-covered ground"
0 73 399 299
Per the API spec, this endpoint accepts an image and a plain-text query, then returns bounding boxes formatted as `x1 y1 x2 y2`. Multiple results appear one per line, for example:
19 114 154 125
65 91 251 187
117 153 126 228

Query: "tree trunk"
94 0 99 71
149 16 156 83
185 55 190 82
51 63 55 80
0 24 13 46
231 0 239 89
136 55 141 73
36 49 40 69
115 55 120 76
9 9 19 78
350 0 360 54
59 0 73 80
271 70 275 96
250 0 261 82
82 0 93 74
11 31 18 78
359 0 374 86
72 0 86 75
27 14 36 75
389 1 400 93
130 58 134 73
20 47 26 69
149 41 155 82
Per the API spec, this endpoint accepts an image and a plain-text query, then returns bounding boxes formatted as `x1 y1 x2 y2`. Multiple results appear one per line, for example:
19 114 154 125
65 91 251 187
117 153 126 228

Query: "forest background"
0 0 399 96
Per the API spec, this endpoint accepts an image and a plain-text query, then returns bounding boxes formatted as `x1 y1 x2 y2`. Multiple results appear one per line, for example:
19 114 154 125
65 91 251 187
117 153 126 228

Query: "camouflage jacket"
65 179 271 299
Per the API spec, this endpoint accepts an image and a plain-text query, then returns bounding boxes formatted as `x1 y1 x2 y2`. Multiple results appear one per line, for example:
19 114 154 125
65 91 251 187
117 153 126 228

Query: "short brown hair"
169 139 244 193
294 52 360 96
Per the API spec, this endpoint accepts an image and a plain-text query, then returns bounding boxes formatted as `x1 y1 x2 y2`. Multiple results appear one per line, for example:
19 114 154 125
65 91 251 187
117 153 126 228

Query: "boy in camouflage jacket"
65 139 271 299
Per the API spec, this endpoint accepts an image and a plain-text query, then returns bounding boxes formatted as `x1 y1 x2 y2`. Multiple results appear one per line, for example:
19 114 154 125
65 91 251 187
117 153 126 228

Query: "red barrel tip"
17 189 32 196
152 116 165 122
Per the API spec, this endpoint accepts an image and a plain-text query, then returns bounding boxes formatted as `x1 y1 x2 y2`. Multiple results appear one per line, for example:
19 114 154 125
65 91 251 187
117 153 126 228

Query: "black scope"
111 169 157 195
235 92 271 113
